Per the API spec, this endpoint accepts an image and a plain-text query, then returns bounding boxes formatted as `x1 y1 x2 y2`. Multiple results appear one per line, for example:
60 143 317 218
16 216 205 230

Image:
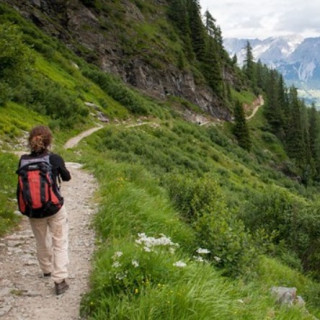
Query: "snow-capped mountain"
224 35 320 93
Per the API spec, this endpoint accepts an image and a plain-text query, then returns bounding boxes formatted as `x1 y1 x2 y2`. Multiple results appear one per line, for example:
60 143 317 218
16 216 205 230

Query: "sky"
199 0 320 40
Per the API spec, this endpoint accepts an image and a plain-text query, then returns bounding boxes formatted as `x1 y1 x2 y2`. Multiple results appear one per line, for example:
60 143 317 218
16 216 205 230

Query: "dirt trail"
0 130 100 319
64 125 103 149
246 95 264 120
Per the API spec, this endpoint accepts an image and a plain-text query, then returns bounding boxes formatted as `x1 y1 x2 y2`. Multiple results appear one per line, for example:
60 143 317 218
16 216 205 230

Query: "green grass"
231 88 257 107
0 102 47 144
0 152 20 236
77 137 320 319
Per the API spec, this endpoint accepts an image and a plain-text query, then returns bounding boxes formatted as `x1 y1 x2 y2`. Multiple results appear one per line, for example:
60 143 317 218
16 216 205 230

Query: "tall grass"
0 153 20 236
78 131 320 319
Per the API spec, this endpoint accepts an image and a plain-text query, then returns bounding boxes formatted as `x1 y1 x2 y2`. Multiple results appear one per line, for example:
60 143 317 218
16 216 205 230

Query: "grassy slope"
1 2 320 319
74 122 320 319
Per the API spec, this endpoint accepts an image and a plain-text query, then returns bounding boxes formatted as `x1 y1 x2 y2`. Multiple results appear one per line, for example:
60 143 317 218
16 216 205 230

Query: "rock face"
1 0 232 121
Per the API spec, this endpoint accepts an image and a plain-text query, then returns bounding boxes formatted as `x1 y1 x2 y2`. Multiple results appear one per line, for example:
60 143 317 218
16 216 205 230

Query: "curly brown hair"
28 125 52 153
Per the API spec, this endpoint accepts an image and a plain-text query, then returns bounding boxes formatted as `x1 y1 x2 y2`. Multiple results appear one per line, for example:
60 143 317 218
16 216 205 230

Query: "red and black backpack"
16 154 63 218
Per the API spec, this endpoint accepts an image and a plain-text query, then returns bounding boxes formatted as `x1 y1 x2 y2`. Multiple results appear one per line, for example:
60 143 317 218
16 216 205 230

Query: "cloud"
200 0 320 39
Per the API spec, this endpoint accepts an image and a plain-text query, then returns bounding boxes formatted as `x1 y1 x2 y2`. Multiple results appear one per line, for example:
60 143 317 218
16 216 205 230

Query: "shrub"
0 23 33 104
164 174 257 276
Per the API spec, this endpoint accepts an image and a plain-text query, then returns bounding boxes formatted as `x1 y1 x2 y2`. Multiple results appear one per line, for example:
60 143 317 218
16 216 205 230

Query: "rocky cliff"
2 0 232 120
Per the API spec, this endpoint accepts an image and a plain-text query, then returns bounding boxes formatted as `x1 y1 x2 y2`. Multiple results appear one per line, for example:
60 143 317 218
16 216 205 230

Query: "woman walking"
17 125 71 295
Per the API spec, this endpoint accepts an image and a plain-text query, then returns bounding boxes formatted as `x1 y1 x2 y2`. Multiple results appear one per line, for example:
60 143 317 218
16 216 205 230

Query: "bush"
15 76 89 127
164 174 257 276
0 23 33 104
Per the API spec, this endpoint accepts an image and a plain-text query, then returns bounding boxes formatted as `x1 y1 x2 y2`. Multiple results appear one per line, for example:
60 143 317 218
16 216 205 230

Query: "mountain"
224 36 320 107
0 0 238 120
2 1 320 318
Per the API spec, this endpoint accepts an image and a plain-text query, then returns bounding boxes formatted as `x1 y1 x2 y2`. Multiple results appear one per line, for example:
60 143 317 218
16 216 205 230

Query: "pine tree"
264 69 285 138
286 87 306 171
308 104 320 179
233 100 251 151
167 0 194 61
201 10 223 96
243 41 257 90
187 0 206 61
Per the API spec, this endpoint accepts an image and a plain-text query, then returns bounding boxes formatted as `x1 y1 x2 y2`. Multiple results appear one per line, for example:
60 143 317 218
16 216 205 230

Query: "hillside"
0 0 239 120
1 1 320 319
224 36 320 108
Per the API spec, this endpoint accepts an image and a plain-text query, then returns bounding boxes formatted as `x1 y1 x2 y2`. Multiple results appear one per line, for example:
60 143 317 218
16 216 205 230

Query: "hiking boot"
55 280 69 295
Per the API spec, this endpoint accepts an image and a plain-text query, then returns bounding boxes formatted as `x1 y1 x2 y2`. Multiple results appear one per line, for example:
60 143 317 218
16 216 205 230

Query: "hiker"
16 125 71 295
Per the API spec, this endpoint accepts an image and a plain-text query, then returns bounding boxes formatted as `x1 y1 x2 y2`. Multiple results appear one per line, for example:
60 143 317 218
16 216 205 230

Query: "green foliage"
19 76 89 128
233 100 251 151
82 68 167 118
0 153 20 236
0 102 47 141
0 23 33 104
239 187 320 276
79 137 320 319
165 172 258 276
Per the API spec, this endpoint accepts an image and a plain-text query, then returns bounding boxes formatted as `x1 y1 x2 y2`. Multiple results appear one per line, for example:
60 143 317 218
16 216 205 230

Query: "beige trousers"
29 206 69 284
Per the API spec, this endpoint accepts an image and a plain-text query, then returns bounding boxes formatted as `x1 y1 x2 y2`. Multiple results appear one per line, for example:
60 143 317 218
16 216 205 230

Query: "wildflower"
193 255 204 262
116 272 127 280
214 256 221 262
134 288 139 294
112 261 121 268
173 261 186 268
136 233 179 249
132 260 139 267
144 246 152 252
169 247 176 254
196 248 210 254
112 251 123 260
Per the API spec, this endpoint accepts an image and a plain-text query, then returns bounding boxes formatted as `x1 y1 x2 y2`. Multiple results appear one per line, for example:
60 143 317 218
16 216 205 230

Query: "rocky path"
246 95 264 120
0 130 100 319
64 125 103 149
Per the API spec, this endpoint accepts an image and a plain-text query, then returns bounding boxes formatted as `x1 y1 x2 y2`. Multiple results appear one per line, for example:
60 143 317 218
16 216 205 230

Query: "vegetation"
0 152 19 236
1 0 320 319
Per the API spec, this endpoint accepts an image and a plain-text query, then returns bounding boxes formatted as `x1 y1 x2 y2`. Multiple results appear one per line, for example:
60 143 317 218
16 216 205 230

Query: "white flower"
214 256 221 262
116 272 127 280
112 261 121 268
173 261 186 268
196 248 210 254
169 247 176 254
132 260 139 267
144 246 152 252
136 233 179 249
193 255 204 262
112 251 123 260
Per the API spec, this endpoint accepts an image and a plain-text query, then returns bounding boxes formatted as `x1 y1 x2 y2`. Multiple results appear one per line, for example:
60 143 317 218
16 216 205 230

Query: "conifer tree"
168 0 194 61
308 104 320 179
202 10 223 96
255 59 264 89
243 41 257 90
264 69 285 138
187 0 206 61
233 100 251 151
286 87 306 171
